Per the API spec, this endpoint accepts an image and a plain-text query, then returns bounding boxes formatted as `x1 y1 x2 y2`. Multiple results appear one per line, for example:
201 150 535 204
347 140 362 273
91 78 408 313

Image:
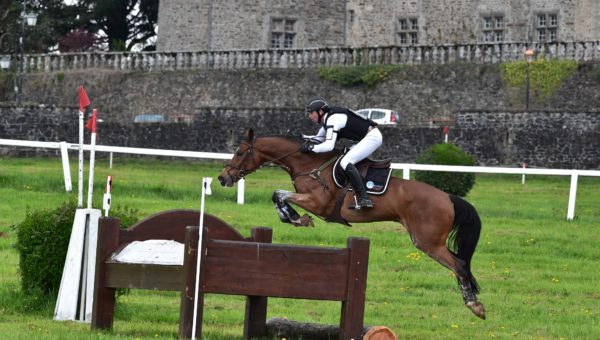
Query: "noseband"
224 141 258 182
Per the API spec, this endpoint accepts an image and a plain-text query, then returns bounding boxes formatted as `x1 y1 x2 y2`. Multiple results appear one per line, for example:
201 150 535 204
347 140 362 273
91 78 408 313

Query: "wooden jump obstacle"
91 210 370 339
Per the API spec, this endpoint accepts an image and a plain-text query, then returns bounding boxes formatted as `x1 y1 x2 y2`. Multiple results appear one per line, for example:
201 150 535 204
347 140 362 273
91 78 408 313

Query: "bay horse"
217 128 486 319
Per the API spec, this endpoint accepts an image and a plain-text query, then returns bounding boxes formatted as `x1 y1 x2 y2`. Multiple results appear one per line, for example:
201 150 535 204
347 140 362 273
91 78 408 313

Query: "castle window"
536 12 558 42
398 17 418 46
271 18 296 48
481 15 504 42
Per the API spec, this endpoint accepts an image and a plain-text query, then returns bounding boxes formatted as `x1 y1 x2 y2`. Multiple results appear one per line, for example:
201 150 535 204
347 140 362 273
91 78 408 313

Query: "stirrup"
348 195 374 210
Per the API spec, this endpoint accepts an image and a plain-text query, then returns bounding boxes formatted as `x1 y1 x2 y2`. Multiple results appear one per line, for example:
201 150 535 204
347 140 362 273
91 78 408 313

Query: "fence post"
60 141 72 192
237 178 245 204
403 165 410 180
566 171 578 220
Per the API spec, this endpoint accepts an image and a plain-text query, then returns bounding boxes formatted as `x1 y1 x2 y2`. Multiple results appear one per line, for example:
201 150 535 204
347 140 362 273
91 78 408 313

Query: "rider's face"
308 110 320 123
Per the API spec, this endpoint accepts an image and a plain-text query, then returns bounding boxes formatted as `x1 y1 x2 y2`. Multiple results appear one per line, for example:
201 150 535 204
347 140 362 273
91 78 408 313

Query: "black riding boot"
345 163 374 210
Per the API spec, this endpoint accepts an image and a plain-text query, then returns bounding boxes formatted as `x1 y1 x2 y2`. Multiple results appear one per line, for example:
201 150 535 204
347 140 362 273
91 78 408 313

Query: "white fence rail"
2 138 599 220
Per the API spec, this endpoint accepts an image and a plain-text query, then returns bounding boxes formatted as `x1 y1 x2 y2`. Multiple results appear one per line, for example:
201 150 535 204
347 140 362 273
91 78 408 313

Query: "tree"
0 0 83 53
77 0 158 51
58 28 98 52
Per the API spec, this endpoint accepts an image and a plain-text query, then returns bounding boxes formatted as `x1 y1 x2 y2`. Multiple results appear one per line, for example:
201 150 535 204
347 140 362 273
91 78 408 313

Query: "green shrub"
318 64 402 88
415 143 476 197
14 201 140 297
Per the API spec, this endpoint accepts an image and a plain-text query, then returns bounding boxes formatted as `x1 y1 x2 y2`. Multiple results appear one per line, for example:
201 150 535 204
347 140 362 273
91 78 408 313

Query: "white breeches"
340 128 383 169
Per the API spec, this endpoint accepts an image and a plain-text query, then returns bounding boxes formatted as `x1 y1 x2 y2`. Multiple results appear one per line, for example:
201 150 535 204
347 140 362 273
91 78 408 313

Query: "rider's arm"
311 114 347 153
303 127 326 143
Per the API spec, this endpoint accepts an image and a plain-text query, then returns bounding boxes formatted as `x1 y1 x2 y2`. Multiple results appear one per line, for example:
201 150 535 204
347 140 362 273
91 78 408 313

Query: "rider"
300 96 383 210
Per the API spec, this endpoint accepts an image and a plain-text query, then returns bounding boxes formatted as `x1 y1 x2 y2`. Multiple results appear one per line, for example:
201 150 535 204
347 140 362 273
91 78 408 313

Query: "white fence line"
2 138 599 220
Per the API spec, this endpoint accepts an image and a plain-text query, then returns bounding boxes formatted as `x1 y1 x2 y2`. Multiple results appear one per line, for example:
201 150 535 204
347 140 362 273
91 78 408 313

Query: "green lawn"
0 156 599 339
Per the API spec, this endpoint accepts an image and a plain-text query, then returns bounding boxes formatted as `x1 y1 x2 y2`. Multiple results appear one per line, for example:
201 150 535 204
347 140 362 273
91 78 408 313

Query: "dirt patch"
0 232 8 238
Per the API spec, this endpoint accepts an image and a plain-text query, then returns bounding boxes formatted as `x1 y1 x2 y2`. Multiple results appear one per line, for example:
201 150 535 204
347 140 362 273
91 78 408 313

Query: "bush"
318 64 402 88
415 143 476 197
14 201 140 296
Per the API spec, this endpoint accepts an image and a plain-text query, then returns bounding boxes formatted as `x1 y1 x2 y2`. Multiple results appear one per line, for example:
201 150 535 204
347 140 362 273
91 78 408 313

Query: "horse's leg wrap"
458 278 486 320
272 191 294 223
272 190 314 227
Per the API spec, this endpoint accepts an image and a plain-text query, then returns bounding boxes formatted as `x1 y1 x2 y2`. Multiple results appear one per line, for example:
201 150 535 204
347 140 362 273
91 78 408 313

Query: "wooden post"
243 227 273 339
91 217 120 330
179 226 201 338
339 237 370 340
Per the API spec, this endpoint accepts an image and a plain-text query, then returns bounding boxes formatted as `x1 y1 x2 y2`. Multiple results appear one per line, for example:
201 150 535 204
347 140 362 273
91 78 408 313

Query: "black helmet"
305 97 329 113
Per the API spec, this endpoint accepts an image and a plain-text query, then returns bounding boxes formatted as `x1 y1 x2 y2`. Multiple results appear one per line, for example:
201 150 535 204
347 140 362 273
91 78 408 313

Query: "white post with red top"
443 126 449 144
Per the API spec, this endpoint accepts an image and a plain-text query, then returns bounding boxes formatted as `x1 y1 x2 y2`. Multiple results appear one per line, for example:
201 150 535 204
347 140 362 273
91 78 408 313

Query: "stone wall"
157 0 600 50
1 105 598 169
10 61 600 128
157 0 346 51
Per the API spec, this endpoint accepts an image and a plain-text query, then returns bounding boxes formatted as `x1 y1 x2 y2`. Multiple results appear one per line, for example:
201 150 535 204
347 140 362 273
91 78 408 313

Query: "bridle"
224 139 301 182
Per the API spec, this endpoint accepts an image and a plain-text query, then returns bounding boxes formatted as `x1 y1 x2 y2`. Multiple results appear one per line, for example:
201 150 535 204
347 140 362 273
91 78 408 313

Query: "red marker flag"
85 109 97 133
443 126 449 135
79 86 90 111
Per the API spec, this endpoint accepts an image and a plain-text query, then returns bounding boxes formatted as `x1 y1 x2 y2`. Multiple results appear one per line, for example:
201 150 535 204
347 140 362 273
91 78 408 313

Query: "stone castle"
157 0 600 52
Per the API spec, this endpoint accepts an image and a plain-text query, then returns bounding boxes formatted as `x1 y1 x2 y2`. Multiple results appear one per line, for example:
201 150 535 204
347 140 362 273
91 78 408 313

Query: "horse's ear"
244 128 254 142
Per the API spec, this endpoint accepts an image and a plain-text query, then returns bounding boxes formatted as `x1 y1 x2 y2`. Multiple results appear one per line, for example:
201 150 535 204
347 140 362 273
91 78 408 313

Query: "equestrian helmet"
305 97 329 113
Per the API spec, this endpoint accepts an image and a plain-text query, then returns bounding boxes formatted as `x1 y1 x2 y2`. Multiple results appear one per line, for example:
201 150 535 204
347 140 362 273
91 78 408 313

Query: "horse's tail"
448 194 482 294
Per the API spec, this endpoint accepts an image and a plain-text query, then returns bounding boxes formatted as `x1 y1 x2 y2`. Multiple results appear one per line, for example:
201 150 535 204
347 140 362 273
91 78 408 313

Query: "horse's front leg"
272 190 315 227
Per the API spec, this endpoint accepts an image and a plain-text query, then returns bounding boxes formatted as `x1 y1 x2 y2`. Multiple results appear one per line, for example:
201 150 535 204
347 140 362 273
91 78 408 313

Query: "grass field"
0 156 599 339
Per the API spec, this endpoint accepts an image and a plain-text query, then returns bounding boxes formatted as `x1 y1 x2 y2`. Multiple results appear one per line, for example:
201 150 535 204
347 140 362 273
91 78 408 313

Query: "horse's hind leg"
410 236 486 319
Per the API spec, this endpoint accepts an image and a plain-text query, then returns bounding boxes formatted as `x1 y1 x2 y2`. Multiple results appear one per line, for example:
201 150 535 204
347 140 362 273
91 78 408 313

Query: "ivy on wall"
500 58 578 106
318 64 402 88
0 71 14 102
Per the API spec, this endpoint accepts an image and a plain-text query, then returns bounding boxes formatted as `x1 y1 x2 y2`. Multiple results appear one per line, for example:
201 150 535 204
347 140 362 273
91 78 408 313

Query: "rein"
293 154 339 191
226 138 339 192
224 140 301 181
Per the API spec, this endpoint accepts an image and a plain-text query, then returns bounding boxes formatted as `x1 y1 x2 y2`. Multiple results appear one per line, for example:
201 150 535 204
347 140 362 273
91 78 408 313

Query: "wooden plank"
104 262 183 291
203 241 349 300
243 227 273 339
83 209 102 322
91 217 120 330
119 210 242 244
340 237 370 340
54 209 88 321
207 240 349 265
179 226 201 338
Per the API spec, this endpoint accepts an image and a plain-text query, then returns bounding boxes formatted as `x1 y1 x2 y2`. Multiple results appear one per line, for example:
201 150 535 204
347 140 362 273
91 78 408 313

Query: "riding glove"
300 142 314 153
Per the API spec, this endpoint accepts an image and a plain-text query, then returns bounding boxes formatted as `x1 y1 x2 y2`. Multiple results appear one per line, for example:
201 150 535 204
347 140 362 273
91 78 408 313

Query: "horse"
217 128 486 319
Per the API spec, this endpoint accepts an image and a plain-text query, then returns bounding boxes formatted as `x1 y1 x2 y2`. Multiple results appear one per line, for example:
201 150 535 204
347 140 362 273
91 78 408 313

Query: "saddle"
333 156 393 195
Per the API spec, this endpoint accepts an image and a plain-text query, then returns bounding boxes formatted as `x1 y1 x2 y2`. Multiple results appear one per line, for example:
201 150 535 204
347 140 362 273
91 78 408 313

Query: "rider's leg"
344 163 373 209
340 128 382 209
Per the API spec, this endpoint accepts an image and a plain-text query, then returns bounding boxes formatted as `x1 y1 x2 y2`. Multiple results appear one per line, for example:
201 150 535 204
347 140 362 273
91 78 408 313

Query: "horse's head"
218 128 260 187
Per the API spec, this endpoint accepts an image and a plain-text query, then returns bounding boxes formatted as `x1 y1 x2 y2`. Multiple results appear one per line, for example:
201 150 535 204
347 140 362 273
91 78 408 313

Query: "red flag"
79 86 90 111
85 109 97 133
443 126 449 135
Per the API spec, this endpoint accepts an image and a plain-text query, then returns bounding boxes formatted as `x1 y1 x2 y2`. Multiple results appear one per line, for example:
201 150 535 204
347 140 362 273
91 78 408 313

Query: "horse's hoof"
466 301 486 320
291 214 314 227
